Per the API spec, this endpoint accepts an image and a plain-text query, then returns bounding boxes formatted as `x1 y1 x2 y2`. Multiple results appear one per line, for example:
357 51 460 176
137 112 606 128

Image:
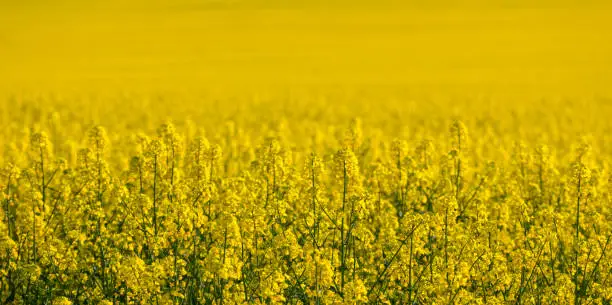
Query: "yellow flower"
51 296 72 305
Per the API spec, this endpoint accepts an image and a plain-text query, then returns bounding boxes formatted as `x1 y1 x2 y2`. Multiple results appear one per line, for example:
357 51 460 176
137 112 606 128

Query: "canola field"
1 1 612 304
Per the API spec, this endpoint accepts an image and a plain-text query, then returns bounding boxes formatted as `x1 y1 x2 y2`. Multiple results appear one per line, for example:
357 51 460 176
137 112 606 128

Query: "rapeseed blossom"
0 98 611 305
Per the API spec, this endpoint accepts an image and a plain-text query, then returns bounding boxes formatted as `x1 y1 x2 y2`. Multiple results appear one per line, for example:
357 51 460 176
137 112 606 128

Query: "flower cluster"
1 97 611 305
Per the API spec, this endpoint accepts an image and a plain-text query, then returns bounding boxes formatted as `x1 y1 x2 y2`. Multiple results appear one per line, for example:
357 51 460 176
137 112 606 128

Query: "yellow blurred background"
1 0 611 97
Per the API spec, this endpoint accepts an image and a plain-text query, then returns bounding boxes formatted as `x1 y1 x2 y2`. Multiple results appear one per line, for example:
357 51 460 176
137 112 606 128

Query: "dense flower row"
1 114 611 304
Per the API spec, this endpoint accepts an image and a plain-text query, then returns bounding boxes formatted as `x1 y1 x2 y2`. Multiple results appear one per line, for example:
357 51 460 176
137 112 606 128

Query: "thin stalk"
444 205 450 291
408 231 414 304
4 175 11 239
311 155 320 305
153 155 158 236
574 170 582 305
340 157 348 294
40 146 46 205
